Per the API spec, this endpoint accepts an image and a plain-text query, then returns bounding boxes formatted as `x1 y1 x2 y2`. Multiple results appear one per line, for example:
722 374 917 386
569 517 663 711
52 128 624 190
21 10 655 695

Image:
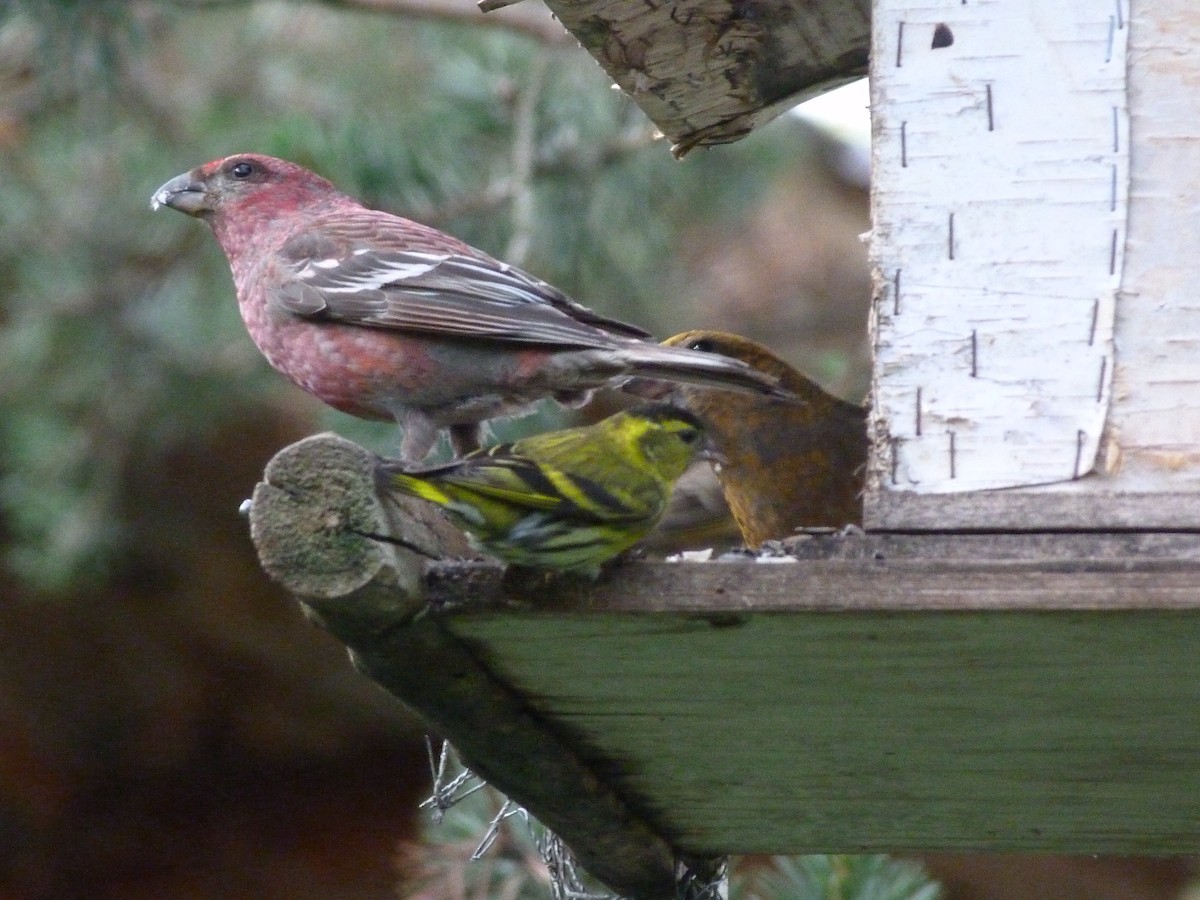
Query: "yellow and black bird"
659 330 868 548
375 403 712 576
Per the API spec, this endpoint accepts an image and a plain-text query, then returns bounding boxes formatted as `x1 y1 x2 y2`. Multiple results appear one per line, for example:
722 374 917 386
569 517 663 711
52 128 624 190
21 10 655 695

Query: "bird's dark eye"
231 161 255 179
679 426 701 444
688 339 716 353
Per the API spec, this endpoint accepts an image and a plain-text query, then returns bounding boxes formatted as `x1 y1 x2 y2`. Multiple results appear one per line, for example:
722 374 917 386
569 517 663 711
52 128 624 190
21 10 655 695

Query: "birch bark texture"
525 0 870 156
1110 1 1200 493
868 1 1128 501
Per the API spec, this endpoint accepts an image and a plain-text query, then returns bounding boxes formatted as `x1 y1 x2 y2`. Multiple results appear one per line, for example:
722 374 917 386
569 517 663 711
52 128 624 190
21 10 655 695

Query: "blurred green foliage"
738 855 942 900
0 0 824 591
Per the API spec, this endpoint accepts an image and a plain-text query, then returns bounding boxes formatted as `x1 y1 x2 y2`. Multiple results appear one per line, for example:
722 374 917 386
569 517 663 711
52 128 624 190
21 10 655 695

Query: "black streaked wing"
394 448 567 513
270 243 650 348
511 425 666 520
406 447 646 523
438 455 566 513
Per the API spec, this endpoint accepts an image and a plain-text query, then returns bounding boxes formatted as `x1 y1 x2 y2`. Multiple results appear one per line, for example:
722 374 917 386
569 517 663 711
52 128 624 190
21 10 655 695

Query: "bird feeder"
247 1 1200 897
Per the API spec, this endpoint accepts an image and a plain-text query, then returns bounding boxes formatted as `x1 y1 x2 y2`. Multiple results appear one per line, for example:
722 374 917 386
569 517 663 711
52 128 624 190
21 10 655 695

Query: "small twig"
419 125 654 229
321 0 568 44
505 54 550 266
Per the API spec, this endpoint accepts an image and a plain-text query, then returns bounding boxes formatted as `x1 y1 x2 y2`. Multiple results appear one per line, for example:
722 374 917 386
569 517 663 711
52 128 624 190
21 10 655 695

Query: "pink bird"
152 154 785 460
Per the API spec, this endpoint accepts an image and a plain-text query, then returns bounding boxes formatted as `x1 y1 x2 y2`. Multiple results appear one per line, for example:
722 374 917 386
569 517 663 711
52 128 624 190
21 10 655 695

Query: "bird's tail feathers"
375 460 453 505
618 345 799 401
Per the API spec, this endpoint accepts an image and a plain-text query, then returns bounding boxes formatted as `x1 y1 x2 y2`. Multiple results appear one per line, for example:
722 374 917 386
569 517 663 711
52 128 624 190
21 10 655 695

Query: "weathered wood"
450 600 1200 855
435 532 1200 615
523 0 869 156
867 488 1200 531
248 434 692 900
1103 0 1200 493
248 435 1200 860
442 536 1200 855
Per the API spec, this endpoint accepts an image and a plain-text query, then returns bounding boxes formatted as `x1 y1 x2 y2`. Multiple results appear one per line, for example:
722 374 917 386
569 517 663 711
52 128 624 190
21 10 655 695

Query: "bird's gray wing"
270 241 650 348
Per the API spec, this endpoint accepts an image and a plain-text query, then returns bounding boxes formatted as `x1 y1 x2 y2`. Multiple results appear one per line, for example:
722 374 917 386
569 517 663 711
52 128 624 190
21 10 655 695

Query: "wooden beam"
448 592 1200 855
249 434 1200 873
865 487 1200 530
522 0 870 155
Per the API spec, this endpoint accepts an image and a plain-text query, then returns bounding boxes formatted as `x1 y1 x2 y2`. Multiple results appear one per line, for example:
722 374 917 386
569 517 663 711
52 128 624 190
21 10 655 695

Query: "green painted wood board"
448 602 1200 855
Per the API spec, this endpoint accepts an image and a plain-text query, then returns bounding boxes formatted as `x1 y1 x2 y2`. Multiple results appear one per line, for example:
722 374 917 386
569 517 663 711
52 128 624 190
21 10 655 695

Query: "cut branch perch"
247 433 712 900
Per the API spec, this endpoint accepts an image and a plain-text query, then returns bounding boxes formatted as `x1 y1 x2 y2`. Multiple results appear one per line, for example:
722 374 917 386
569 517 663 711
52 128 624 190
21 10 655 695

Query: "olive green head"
609 403 714 483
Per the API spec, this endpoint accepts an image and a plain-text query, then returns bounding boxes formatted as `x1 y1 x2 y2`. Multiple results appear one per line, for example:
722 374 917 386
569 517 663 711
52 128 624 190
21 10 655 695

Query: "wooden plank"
529 0 870 155
866 489 1200 531
437 532 1200 615
868 0 1128 495
434 534 1200 853
449 608 1200 854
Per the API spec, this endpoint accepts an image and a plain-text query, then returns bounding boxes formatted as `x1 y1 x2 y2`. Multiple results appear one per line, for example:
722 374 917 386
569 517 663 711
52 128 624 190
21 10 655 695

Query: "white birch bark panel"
868 0 1128 493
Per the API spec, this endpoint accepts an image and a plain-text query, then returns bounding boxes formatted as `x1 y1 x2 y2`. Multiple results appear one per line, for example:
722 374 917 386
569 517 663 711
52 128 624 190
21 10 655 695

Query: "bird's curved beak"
621 377 673 401
150 171 209 215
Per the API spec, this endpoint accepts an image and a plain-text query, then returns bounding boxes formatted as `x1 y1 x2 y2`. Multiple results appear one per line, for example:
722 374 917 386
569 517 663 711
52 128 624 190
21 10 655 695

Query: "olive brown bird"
659 330 868 548
151 154 785 461
375 403 712 576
